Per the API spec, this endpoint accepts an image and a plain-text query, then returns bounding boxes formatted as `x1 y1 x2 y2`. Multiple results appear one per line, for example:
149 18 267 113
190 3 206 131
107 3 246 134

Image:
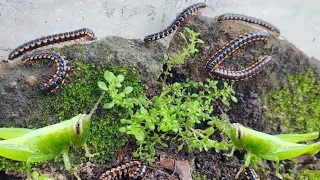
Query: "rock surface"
0 36 165 127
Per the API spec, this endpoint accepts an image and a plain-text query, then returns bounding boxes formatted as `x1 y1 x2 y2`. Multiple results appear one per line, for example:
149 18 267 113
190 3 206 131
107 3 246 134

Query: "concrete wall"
0 0 319 60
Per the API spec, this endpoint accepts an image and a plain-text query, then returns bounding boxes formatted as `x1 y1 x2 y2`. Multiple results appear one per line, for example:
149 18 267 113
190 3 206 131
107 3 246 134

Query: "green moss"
265 70 320 133
296 169 320 180
192 171 208 180
0 158 26 172
41 62 144 163
59 44 87 55
0 61 144 172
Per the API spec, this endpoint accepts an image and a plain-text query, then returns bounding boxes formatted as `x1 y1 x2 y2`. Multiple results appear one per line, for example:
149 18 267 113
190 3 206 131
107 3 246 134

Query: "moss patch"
0 61 144 172
296 169 320 180
41 62 144 163
192 171 208 180
265 70 320 133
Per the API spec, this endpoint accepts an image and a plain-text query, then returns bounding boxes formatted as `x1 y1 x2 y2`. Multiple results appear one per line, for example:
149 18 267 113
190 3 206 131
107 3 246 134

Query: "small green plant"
163 27 204 84
32 171 54 180
98 28 237 160
99 71 236 160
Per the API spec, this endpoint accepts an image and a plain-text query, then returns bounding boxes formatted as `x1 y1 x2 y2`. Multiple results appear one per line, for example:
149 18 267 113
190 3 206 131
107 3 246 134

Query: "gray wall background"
0 0 319 60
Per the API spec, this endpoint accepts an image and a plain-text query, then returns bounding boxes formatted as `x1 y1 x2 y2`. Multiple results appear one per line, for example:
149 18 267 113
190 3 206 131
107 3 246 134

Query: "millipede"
205 32 271 72
21 52 70 93
243 166 260 180
143 2 206 41
8 28 96 60
211 56 272 81
217 13 280 36
99 160 147 180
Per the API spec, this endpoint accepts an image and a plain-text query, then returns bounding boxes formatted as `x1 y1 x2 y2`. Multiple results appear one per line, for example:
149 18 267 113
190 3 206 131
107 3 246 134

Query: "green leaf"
204 127 215 136
123 86 133 94
119 127 126 132
39 174 49 180
116 83 122 88
231 95 238 103
160 142 169 148
185 27 192 34
133 130 145 142
104 71 116 83
116 74 125 83
147 122 155 130
32 171 39 180
180 32 187 42
118 93 125 98
97 81 108 91
140 106 148 114
103 102 114 109
197 39 204 44
178 144 184 151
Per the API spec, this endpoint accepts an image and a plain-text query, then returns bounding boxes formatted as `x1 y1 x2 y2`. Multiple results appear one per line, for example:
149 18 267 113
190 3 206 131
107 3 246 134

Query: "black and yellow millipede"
217 13 280 36
99 160 147 180
144 2 206 41
21 52 71 93
211 55 272 81
8 28 96 60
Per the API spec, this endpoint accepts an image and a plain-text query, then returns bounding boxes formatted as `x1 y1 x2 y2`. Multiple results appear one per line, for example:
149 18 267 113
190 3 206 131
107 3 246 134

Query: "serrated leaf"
103 102 114 109
104 71 116 83
123 86 133 94
97 81 108 91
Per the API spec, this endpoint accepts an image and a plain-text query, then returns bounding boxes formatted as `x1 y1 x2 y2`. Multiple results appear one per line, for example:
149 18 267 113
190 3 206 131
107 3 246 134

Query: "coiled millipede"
21 52 70 93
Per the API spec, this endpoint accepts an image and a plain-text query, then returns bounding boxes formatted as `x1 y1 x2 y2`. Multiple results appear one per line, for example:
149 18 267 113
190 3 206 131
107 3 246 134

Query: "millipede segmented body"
21 52 70 93
205 32 271 72
144 2 206 41
243 167 260 180
217 13 280 36
9 28 96 60
211 56 272 81
99 160 147 180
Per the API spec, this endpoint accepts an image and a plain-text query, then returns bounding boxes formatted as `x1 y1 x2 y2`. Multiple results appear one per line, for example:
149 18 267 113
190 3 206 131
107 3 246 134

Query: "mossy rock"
0 36 165 179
